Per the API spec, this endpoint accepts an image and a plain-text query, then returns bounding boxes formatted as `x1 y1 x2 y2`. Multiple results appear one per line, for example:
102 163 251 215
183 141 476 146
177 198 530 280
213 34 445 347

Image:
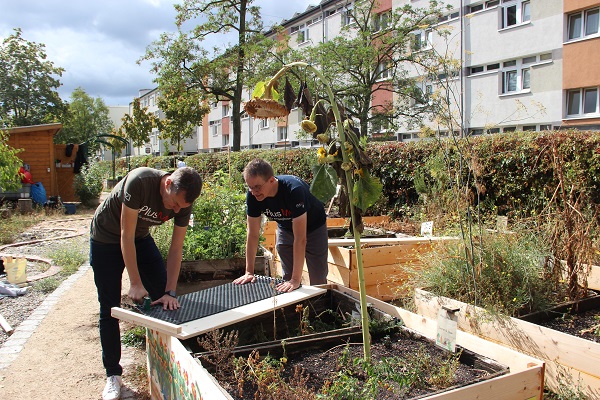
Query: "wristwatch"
165 290 176 298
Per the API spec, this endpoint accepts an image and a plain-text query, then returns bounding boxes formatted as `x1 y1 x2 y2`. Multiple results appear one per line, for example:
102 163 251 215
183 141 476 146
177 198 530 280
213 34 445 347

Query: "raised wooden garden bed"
413 267 600 399
264 217 458 300
113 284 544 399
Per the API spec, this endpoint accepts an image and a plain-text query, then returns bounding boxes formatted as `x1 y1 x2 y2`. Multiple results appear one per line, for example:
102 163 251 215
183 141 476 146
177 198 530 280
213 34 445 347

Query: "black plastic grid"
139 275 285 325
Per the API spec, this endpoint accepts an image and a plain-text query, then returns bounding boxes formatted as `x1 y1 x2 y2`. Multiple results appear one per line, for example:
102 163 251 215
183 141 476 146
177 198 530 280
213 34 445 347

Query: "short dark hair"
170 167 202 203
243 158 274 180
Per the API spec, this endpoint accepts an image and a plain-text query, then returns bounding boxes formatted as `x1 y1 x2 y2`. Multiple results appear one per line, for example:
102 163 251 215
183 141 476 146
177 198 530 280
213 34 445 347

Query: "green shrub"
153 170 248 261
414 231 561 317
73 162 105 205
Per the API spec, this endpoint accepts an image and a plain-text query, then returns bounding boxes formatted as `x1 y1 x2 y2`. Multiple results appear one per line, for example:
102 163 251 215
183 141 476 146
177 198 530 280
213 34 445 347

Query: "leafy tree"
302 0 447 138
156 74 210 153
117 97 159 148
56 87 114 147
0 28 66 127
143 0 285 151
0 129 23 192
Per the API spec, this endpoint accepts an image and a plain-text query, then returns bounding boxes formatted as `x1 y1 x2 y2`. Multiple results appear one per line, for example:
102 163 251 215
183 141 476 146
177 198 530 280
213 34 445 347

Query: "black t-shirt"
246 175 326 232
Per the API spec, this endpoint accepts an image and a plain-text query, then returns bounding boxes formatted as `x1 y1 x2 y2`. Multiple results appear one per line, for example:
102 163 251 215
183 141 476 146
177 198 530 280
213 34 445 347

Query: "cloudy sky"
1 0 314 107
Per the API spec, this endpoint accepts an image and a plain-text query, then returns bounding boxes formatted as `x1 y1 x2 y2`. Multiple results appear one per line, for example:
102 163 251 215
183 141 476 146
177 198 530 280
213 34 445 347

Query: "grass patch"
122 326 147 349
49 244 88 276
33 277 61 294
0 211 39 244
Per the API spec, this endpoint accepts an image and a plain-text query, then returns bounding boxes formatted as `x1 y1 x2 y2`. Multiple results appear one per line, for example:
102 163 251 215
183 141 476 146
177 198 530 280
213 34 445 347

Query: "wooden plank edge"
327 236 459 247
325 284 544 373
425 366 543 400
111 307 182 335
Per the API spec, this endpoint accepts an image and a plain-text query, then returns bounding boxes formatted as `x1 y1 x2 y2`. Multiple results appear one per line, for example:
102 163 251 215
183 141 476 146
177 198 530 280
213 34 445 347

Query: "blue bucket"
64 203 76 215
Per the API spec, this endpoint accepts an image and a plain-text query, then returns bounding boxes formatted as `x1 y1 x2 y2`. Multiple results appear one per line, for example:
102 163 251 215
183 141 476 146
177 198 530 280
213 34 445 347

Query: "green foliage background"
114 130 600 223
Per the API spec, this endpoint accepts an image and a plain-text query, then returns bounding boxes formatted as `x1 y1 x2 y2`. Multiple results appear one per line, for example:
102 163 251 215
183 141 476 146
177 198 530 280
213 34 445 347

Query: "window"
470 129 484 136
209 120 221 136
487 63 500 71
292 24 309 43
373 11 390 32
342 7 353 26
412 30 432 51
540 52 552 61
222 104 230 117
567 87 599 116
470 66 484 74
376 62 392 80
522 125 536 131
503 126 516 132
539 124 552 131
415 84 433 107
277 126 288 141
522 68 530 89
568 7 600 40
469 4 484 13
259 118 269 129
501 59 530 94
502 0 530 28
486 0 500 7
222 135 229 147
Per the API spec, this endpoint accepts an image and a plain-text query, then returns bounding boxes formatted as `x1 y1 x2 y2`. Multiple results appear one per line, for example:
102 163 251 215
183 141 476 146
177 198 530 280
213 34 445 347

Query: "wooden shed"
5 123 80 202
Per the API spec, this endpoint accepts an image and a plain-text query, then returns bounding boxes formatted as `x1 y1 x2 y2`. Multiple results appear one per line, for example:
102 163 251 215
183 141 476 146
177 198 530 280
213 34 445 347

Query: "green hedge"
114 130 600 220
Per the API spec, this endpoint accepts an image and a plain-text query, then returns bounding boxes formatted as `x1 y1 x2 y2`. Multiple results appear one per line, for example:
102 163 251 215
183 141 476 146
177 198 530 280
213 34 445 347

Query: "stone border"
0 263 90 370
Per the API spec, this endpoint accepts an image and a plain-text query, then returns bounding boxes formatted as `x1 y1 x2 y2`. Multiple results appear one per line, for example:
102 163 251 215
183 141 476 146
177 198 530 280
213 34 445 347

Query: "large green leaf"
353 170 383 211
252 81 266 98
310 164 338 204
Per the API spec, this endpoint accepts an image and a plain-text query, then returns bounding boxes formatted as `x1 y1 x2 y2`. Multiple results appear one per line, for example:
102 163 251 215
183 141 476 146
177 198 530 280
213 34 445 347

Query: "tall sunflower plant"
245 61 383 361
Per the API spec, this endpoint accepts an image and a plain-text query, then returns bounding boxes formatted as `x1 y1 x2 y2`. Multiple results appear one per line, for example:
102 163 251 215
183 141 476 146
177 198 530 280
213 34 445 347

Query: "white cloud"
1 0 316 106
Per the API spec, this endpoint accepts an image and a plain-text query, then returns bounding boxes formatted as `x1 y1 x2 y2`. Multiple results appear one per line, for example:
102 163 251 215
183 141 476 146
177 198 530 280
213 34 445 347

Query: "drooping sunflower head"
244 98 289 119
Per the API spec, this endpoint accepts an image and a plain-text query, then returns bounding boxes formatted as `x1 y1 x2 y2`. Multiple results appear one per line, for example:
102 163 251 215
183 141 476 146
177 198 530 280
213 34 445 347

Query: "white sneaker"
102 375 122 400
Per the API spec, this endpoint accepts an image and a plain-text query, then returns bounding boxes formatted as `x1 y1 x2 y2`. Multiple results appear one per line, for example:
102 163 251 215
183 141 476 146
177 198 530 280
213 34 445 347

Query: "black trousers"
90 235 166 377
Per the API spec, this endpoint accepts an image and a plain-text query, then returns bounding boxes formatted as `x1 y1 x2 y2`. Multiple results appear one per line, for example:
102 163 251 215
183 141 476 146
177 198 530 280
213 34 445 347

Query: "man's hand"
151 295 180 310
128 283 148 303
276 279 301 293
233 272 256 285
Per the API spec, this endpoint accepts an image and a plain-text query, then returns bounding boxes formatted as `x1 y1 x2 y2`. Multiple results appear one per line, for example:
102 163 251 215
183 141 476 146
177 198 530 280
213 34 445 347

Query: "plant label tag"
436 306 459 352
421 221 433 236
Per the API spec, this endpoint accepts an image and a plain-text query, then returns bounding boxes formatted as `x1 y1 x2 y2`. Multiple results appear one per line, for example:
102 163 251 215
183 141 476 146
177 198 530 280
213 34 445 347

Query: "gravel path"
0 206 149 399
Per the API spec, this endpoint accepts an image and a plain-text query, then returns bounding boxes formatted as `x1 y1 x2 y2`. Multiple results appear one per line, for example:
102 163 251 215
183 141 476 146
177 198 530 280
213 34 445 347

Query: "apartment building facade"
132 0 600 154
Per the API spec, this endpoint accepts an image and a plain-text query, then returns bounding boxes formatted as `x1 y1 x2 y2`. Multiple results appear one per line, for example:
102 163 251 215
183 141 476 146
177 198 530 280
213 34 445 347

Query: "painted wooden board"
112 285 327 340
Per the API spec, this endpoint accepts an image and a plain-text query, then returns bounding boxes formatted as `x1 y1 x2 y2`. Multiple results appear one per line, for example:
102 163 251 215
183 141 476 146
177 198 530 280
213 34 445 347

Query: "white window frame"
500 59 530 95
294 24 309 44
209 120 221 136
501 0 530 29
376 62 392 80
567 7 600 41
412 30 432 51
259 118 269 129
277 126 288 141
222 134 229 147
373 11 390 32
222 104 230 117
566 87 599 117
414 83 433 108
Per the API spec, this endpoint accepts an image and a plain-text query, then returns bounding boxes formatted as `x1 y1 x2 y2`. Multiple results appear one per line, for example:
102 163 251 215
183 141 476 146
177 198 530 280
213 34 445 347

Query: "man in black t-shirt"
233 158 328 292
90 166 201 400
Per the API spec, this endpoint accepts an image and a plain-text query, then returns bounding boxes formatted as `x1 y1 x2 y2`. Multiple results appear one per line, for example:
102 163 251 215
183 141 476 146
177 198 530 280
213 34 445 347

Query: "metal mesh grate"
139 275 285 325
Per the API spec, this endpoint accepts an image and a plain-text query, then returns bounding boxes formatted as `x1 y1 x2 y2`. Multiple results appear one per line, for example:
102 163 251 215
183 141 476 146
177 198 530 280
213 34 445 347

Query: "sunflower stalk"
252 61 373 361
